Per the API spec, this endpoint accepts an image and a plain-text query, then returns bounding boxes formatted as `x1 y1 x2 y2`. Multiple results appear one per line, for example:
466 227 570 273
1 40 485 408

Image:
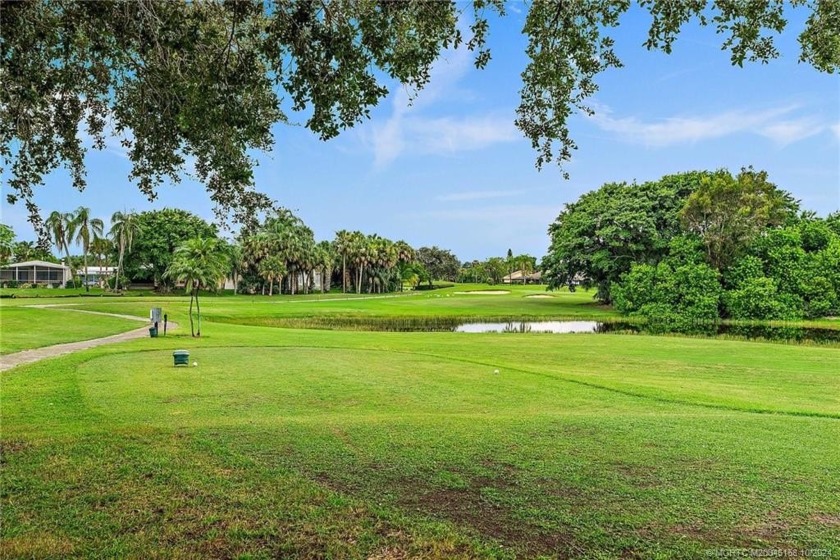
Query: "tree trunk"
342 256 346 293
65 245 75 288
188 290 195 336
83 248 89 292
116 241 124 292
195 287 201 337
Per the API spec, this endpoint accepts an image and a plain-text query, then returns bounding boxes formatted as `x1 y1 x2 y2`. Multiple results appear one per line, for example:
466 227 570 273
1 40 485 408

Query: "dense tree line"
543 169 840 324
2 207 469 296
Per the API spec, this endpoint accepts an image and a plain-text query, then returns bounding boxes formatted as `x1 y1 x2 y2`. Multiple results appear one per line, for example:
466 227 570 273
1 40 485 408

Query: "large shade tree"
416 246 460 286
3 1 836 240
123 209 218 290
679 168 799 271
542 172 708 303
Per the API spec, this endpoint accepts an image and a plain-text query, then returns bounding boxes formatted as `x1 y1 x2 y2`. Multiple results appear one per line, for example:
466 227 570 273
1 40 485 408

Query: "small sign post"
150 307 162 338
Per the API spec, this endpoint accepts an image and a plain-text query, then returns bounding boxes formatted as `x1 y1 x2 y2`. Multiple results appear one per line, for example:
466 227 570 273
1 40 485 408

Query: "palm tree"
12 241 38 262
164 237 228 337
316 240 333 292
394 240 415 291
70 207 104 292
108 210 140 292
334 230 352 293
242 231 271 294
348 231 367 294
224 241 244 293
45 211 75 286
258 255 287 296
90 236 113 288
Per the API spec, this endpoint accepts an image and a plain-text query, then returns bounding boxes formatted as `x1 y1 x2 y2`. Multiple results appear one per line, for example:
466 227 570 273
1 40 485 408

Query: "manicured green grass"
0 287 113 298
0 284 615 328
2 307 839 558
0 306 144 354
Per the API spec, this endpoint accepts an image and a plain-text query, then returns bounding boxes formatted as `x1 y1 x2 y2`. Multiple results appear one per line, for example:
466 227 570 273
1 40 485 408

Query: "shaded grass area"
2 319 839 558
0 307 144 354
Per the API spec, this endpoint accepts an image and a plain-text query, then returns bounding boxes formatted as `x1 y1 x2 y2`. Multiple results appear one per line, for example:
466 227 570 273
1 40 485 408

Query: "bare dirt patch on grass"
811 513 840 526
408 481 576 556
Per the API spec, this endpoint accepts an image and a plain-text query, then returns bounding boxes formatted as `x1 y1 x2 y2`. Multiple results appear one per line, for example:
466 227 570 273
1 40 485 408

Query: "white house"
80 266 119 287
502 270 543 284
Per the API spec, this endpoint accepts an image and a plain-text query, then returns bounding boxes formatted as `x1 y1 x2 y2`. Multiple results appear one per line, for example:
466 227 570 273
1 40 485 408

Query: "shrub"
107 275 131 290
723 277 801 320
613 262 720 324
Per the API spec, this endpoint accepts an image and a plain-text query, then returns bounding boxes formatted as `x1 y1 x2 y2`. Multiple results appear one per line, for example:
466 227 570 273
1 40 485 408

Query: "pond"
265 316 840 344
454 320 840 344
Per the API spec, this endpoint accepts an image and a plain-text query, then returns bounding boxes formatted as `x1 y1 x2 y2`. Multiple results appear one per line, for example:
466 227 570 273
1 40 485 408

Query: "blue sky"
2 4 838 262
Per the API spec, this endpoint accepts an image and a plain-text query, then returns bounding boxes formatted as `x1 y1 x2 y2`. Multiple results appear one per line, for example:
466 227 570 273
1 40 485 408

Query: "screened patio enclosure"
0 260 72 286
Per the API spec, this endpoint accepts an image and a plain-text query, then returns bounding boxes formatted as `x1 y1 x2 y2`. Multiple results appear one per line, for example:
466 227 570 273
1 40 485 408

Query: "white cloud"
832 123 840 139
373 114 517 167
588 103 830 148
364 17 518 168
758 119 824 146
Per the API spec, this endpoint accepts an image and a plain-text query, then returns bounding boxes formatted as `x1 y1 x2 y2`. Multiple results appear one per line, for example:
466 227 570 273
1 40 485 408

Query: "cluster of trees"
544 169 840 324
458 250 537 285
1 224 55 265
1 207 474 298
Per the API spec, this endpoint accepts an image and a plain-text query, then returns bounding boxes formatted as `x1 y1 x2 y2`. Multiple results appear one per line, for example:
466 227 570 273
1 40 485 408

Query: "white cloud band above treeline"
369 113 518 168
362 22 520 169
588 103 833 147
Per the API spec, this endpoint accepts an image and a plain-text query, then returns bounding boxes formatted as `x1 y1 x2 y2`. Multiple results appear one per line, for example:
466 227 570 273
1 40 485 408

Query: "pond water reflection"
454 321 601 333
452 320 840 344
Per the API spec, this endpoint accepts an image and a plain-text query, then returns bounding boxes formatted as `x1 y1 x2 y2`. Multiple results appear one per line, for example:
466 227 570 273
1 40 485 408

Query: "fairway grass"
0 306 145 355
2 306 839 559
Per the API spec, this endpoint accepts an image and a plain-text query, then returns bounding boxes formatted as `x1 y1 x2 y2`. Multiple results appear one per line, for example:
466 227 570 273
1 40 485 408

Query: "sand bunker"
454 290 510 295
524 294 554 299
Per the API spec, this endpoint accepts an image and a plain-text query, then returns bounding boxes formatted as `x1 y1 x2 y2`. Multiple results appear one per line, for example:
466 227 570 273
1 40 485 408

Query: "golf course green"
1 287 838 558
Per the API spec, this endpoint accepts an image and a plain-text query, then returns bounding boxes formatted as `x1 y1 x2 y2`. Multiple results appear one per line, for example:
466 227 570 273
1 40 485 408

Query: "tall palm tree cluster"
239 209 331 296
332 231 416 294
44 207 140 291
236 212 418 296
34 206 429 296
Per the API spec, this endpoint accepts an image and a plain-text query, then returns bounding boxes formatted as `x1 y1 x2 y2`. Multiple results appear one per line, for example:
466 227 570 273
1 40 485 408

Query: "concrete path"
1 308 178 372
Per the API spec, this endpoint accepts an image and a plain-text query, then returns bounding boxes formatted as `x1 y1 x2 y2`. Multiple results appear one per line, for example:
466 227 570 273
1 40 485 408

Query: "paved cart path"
1 308 178 372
